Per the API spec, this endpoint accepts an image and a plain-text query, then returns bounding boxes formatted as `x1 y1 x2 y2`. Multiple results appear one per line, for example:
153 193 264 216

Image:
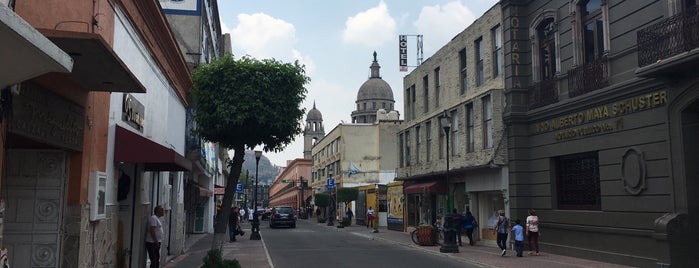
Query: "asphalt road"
262 220 480 268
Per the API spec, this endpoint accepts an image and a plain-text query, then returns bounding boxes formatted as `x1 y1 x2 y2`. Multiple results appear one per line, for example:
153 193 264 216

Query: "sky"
217 0 498 167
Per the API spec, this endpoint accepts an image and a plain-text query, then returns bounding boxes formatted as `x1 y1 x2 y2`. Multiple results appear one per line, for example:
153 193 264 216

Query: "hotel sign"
399 35 408 72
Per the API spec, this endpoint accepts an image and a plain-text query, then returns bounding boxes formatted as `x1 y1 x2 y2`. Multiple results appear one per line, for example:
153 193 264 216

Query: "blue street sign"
327 178 335 188
236 183 243 193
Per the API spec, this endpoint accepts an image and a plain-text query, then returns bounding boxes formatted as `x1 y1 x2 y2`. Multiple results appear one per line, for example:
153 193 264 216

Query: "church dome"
357 78 394 101
307 102 322 120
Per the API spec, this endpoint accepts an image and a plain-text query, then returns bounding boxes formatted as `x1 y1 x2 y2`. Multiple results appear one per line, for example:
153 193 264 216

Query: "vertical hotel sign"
399 35 408 72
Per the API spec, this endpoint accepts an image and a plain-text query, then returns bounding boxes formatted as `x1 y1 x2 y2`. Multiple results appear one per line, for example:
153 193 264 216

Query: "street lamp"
439 111 458 253
250 150 262 240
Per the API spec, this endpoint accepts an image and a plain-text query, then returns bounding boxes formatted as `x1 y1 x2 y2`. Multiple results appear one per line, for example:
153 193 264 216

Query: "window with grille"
556 152 601 210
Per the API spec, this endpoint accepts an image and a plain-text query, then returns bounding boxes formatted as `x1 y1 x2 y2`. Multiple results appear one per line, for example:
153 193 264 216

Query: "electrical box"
89 171 108 221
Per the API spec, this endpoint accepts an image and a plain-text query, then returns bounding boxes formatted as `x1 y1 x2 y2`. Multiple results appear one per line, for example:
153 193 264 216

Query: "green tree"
314 193 330 209
191 54 309 248
337 187 358 208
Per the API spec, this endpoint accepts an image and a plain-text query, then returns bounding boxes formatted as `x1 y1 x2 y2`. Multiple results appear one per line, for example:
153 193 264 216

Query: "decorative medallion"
32 244 56 266
36 199 59 221
621 148 646 195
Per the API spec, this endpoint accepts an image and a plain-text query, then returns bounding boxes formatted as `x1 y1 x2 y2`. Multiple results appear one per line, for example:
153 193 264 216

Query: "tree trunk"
211 144 245 250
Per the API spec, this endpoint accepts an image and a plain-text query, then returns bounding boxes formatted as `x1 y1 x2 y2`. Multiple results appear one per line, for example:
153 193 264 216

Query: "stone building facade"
396 4 506 243
502 0 698 266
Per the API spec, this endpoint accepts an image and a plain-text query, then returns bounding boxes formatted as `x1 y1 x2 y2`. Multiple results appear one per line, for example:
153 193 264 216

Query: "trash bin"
418 225 436 246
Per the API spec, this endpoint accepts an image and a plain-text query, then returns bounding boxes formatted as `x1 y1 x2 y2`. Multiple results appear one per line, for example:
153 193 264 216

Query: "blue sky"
217 0 498 166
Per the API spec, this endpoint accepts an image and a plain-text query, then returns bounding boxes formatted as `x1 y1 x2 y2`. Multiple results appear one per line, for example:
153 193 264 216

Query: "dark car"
269 206 296 228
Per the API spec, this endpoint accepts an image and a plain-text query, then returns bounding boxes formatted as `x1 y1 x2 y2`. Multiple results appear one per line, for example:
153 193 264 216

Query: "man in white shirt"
145 205 164 268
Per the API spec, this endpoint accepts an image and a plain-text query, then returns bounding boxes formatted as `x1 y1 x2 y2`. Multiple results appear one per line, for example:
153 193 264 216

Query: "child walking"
513 219 525 257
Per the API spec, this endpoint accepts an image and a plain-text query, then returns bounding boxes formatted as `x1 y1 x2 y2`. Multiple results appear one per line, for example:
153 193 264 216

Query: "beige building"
311 116 403 226
396 3 507 243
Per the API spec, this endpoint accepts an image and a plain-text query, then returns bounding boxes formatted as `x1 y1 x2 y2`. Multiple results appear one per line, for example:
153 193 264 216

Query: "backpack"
496 216 509 234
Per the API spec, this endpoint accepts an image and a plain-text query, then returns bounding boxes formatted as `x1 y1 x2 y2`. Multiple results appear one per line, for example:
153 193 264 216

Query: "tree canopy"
191 54 310 152
191 54 309 246
337 187 358 205
314 193 330 208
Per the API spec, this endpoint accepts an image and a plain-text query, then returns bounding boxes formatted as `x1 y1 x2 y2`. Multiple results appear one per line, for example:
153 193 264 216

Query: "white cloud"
414 1 476 53
231 13 297 60
341 1 396 47
220 21 231 35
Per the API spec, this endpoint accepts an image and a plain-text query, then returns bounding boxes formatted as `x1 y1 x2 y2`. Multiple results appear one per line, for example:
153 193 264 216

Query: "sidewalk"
163 221 272 268
341 224 633 268
164 220 632 268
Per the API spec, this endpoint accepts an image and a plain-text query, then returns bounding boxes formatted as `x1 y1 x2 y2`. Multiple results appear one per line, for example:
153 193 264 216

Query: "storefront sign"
122 94 145 132
531 90 668 140
10 84 84 151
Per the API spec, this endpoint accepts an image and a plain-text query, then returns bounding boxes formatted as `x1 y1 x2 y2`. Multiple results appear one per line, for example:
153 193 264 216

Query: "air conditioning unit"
89 171 108 221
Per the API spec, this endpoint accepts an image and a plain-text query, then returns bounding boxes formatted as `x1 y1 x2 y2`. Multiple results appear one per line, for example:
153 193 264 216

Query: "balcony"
568 56 609 98
528 78 558 110
637 9 699 76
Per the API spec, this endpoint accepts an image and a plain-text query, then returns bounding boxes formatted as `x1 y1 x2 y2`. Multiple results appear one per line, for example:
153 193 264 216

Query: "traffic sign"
236 183 243 193
327 178 335 188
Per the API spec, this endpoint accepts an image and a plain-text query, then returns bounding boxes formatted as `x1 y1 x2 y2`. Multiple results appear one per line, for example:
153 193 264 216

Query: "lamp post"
439 111 459 253
250 151 262 240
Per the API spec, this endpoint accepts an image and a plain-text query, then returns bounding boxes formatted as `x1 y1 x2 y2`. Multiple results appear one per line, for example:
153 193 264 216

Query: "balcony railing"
638 9 699 67
528 78 558 110
568 56 608 98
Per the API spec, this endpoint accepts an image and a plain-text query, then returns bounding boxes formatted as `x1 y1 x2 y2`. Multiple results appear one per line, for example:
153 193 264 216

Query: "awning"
198 186 213 197
114 125 191 171
0 5 73 88
38 29 146 93
403 181 447 195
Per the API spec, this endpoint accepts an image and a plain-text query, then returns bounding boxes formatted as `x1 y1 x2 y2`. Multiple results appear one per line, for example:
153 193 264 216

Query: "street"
262 220 478 268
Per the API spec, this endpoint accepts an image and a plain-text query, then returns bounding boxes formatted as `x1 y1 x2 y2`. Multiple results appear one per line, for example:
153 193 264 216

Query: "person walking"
463 211 478 246
513 219 525 257
493 209 509 256
229 207 239 242
526 209 540 256
239 206 246 223
345 208 354 226
145 205 164 268
248 207 254 222
453 209 463 246
366 206 375 228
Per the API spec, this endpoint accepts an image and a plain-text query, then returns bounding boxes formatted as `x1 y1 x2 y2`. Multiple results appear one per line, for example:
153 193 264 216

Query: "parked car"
269 206 296 228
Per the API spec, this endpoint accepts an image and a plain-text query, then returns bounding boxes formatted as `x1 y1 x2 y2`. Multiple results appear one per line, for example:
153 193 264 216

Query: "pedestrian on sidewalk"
346 208 354 226
526 209 540 256
367 206 375 229
248 207 254 222
240 206 246 223
493 209 509 256
452 209 463 246
229 207 240 242
463 211 478 246
145 205 164 268
513 219 525 257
